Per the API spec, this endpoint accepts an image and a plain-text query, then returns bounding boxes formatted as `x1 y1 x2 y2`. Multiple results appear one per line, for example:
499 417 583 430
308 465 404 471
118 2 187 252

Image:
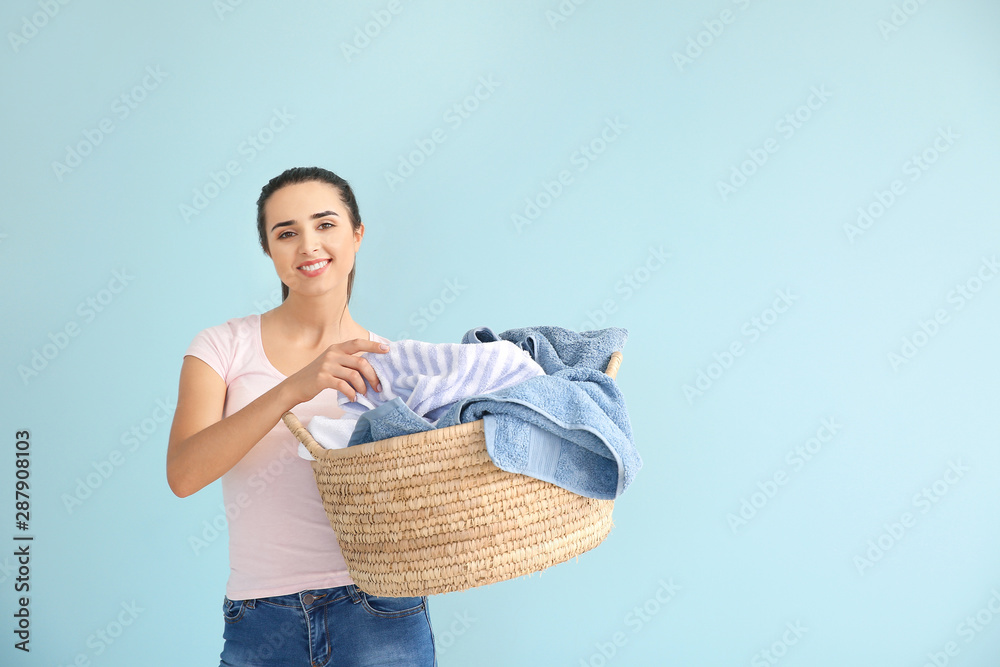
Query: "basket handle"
604 350 623 380
282 350 624 452
282 411 324 460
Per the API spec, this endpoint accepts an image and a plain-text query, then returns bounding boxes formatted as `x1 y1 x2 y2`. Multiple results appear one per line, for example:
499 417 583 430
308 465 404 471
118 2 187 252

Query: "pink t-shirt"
183 312 389 600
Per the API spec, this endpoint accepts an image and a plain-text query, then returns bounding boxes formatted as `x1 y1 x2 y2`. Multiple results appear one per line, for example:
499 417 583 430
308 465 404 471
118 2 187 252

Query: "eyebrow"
270 210 340 233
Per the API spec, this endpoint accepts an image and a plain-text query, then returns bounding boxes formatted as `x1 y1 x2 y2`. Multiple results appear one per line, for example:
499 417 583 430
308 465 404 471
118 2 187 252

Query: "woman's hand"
283 339 389 405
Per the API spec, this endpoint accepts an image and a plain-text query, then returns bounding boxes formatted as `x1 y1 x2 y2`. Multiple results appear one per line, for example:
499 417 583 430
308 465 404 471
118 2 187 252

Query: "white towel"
298 415 359 461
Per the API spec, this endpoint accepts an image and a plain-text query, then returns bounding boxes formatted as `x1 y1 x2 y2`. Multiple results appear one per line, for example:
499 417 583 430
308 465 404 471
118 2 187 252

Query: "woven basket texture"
284 350 622 597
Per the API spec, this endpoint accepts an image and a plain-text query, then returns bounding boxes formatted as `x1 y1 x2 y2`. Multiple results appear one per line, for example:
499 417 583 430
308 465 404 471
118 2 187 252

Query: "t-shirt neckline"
252 312 376 379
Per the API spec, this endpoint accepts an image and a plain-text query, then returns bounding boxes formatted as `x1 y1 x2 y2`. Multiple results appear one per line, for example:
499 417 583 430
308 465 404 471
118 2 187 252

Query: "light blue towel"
461 325 628 375
445 367 636 499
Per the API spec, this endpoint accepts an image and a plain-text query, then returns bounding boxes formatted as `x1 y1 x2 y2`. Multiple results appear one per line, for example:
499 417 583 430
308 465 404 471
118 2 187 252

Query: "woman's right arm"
166 339 388 498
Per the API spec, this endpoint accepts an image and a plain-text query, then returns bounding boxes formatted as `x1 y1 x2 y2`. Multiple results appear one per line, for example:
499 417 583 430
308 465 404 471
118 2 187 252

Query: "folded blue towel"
462 325 628 375
347 399 434 447
446 368 637 499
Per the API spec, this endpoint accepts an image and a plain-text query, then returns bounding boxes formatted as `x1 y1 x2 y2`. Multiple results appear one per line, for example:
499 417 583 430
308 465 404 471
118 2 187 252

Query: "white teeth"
300 260 329 272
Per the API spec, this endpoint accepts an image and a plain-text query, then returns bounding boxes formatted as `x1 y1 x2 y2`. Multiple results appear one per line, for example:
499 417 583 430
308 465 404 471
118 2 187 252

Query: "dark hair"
256 167 362 304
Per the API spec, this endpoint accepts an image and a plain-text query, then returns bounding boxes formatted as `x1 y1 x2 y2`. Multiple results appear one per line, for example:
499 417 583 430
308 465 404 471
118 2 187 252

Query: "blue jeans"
219 585 436 666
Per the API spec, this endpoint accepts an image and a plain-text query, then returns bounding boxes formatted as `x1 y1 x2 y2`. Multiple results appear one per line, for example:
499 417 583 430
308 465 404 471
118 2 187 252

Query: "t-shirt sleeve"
184 323 234 383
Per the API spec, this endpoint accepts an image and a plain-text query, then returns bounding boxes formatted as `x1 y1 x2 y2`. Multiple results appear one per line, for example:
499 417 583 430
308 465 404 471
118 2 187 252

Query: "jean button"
302 593 315 605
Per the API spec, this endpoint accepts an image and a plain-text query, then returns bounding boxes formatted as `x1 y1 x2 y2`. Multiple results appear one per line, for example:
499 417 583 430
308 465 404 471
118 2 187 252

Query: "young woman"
167 167 437 666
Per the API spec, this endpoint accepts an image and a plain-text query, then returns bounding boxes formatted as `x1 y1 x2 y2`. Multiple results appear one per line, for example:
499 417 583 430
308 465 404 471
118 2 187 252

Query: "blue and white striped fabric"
302 339 545 459
343 339 546 420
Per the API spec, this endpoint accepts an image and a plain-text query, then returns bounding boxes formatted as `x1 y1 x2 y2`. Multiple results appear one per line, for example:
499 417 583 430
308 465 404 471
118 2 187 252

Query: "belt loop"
346 584 363 604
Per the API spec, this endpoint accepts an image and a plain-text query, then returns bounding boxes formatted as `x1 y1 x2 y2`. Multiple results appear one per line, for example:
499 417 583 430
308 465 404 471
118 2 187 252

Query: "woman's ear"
354 222 365 249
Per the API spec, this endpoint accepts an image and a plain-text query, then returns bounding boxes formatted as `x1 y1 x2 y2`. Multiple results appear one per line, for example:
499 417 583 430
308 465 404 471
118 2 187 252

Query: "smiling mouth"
298 259 331 274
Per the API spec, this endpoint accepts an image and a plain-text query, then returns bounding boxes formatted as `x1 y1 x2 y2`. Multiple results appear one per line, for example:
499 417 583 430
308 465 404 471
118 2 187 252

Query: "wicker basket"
281 350 623 597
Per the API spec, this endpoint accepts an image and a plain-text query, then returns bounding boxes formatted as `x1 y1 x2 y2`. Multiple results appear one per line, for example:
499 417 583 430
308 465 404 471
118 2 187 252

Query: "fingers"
341 338 390 355
318 339 388 400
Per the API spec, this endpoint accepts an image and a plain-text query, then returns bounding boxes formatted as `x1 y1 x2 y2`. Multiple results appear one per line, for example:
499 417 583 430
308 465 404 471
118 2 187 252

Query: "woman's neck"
264 293 364 345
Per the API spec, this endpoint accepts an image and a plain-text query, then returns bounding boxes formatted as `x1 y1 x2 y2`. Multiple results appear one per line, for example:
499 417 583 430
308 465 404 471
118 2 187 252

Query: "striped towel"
340 339 545 421
302 339 546 459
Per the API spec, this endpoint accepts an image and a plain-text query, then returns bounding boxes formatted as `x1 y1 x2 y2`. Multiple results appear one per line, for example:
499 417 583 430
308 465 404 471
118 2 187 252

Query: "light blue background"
2 1 999 665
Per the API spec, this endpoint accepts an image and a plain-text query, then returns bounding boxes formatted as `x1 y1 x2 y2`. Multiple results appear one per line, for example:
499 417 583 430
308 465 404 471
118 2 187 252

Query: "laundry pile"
301 325 640 500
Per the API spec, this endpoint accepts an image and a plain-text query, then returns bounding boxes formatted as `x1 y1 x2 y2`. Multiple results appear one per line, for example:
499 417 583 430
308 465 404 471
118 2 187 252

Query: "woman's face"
262 180 363 300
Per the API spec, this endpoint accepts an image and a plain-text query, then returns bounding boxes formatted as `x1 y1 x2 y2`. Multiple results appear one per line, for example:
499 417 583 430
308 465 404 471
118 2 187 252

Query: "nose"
297 227 320 254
